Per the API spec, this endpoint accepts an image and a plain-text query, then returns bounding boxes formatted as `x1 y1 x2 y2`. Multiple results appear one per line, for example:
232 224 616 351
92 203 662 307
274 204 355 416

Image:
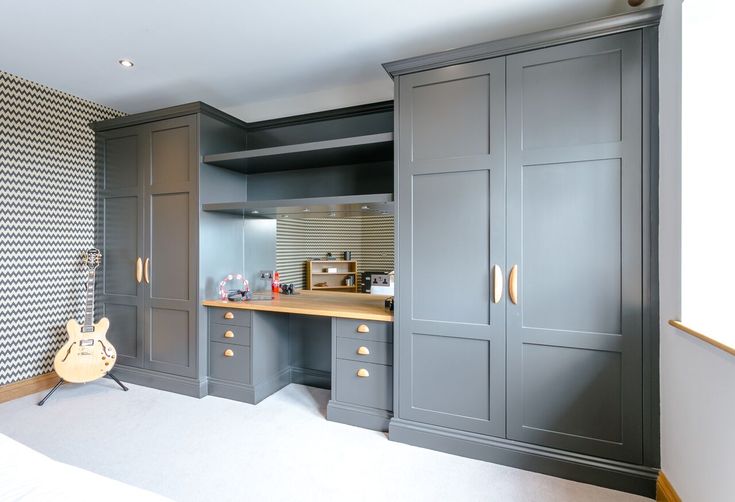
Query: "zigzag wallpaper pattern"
276 216 394 290
0 70 122 385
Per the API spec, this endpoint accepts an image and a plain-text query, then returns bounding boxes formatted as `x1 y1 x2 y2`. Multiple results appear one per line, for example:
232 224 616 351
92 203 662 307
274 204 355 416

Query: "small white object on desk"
325 267 337 273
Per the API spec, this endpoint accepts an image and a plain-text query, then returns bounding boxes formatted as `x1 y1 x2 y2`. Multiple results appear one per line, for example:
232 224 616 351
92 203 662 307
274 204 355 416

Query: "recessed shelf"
202 132 393 174
202 193 394 218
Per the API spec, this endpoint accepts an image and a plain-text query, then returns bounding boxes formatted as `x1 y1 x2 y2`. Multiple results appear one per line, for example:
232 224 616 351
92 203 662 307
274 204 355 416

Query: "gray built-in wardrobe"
384 7 660 497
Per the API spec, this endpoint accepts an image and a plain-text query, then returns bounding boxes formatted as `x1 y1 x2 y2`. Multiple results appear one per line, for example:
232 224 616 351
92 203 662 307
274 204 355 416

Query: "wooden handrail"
668 320 735 357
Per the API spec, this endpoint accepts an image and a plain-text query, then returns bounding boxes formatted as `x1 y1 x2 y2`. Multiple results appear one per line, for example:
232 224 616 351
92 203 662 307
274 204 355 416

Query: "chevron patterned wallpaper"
276 216 394 290
0 70 122 385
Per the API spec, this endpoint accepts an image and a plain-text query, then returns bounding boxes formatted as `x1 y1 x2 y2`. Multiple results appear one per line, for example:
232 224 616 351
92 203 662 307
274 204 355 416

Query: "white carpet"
0 381 650 502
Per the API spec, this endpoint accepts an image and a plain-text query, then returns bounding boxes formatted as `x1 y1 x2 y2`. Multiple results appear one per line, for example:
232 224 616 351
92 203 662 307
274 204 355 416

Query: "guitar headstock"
82 248 102 270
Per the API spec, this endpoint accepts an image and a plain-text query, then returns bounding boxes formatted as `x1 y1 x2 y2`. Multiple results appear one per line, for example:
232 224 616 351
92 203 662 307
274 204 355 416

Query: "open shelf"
202 193 393 219
307 260 358 292
202 132 393 174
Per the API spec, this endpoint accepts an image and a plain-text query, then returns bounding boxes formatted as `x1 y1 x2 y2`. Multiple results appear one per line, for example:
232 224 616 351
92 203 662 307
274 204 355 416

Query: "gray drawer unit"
336 318 393 343
335 359 393 412
209 322 251 347
212 308 251 327
336 337 393 366
209 341 251 384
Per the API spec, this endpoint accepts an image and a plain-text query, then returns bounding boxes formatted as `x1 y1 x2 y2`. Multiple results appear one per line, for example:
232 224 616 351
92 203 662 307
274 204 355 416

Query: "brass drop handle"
143 258 150 284
492 264 503 304
357 346 370 356
224 312 234 320
509 265 518 305
357 324 370 334
136 257 143 284
224 330 235 339
224 349 234 357
357 368 369 378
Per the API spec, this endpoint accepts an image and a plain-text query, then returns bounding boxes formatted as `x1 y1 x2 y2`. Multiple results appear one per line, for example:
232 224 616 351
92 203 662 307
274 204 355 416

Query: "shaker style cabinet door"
143 116 199 378
505 32 644 462
396 58 506 436
97 125 146 368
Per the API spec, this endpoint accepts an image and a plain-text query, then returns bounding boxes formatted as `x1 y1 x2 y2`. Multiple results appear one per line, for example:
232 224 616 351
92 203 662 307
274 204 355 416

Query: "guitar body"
52 249 117 384
54 317 116 383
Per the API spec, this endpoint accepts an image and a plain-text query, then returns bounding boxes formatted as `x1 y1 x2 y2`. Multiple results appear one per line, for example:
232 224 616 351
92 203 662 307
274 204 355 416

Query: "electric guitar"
53 249 117 383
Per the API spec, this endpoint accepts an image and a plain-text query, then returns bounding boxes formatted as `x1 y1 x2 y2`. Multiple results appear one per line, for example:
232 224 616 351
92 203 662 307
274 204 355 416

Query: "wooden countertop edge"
668 320 735 357
202 299 394 322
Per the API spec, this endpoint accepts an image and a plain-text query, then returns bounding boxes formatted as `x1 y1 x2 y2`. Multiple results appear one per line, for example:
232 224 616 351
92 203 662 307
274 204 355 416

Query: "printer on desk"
362 271 395 296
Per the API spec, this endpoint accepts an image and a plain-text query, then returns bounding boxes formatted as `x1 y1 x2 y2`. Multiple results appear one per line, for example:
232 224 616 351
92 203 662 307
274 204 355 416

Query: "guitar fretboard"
83 268 96 332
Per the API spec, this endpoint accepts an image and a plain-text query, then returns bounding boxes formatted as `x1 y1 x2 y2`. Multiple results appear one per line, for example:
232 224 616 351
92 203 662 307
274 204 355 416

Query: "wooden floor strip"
0 372 59 404
656 471 682 502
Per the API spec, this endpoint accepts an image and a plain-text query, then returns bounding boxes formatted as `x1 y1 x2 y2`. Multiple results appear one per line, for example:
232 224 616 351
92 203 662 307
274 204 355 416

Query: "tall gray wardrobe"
92 104 250 397
384 7 660 497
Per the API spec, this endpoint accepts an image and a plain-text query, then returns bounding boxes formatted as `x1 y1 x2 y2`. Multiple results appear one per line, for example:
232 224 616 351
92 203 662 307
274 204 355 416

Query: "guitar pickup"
79 339 95 347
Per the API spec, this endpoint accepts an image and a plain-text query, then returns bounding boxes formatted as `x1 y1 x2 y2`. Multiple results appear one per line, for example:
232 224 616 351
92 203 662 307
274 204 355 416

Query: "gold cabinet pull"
356 368 369 378
492 264 503 304
224 312 234 320
143 258 150 284
357 324 370 333
224 330 235 339
357 346 370 356
509 265 518 305
135 257 143 284
224 349 234 357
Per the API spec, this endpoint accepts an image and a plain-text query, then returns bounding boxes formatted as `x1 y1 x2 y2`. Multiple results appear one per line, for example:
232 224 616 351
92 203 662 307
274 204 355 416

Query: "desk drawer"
336 319 392 343
335 360 392 411
210 323 251 346
336 338 392 366
210 308 251 327
209 341 250 384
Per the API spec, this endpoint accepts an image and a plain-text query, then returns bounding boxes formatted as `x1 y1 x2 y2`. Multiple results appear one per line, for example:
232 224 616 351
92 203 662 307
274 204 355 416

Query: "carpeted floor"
0 381 650 502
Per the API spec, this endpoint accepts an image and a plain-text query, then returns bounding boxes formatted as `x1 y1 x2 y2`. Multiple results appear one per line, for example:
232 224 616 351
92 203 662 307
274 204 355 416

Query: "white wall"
680 2 735 345
659 1 735 500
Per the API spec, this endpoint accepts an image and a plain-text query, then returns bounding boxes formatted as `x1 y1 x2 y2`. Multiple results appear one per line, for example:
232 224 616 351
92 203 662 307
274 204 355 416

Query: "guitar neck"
82 268 96 331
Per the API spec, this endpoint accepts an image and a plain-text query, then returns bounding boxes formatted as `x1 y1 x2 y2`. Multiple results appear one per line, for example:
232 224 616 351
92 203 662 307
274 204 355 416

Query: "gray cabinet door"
143 116 199 377
396 58 506 436
505 32 643 463
98 125 145 368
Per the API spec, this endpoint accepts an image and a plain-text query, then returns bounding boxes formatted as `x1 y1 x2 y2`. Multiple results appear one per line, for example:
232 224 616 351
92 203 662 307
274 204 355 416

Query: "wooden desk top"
202 290 394 322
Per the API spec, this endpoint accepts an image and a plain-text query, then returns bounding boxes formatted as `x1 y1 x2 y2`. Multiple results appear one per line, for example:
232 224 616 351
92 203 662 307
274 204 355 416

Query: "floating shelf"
202 132 393 174
202 193 393 219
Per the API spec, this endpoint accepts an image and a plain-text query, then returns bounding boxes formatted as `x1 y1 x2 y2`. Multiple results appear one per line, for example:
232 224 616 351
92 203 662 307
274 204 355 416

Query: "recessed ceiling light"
361 205 370 210
118 59 134 68
282 215 289 218
251 210 259 214
302 208 310 212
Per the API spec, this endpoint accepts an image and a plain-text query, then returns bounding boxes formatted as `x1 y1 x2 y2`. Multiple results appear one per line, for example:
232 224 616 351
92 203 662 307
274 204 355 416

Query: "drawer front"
335 359 393 411
209 307 251 327
209 341 251 384
336 337 393 366
336 319 393 343
210 322 251 346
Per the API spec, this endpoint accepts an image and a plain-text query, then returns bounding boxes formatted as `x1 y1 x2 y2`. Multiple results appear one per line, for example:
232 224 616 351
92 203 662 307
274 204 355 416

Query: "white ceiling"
0 0 654 121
